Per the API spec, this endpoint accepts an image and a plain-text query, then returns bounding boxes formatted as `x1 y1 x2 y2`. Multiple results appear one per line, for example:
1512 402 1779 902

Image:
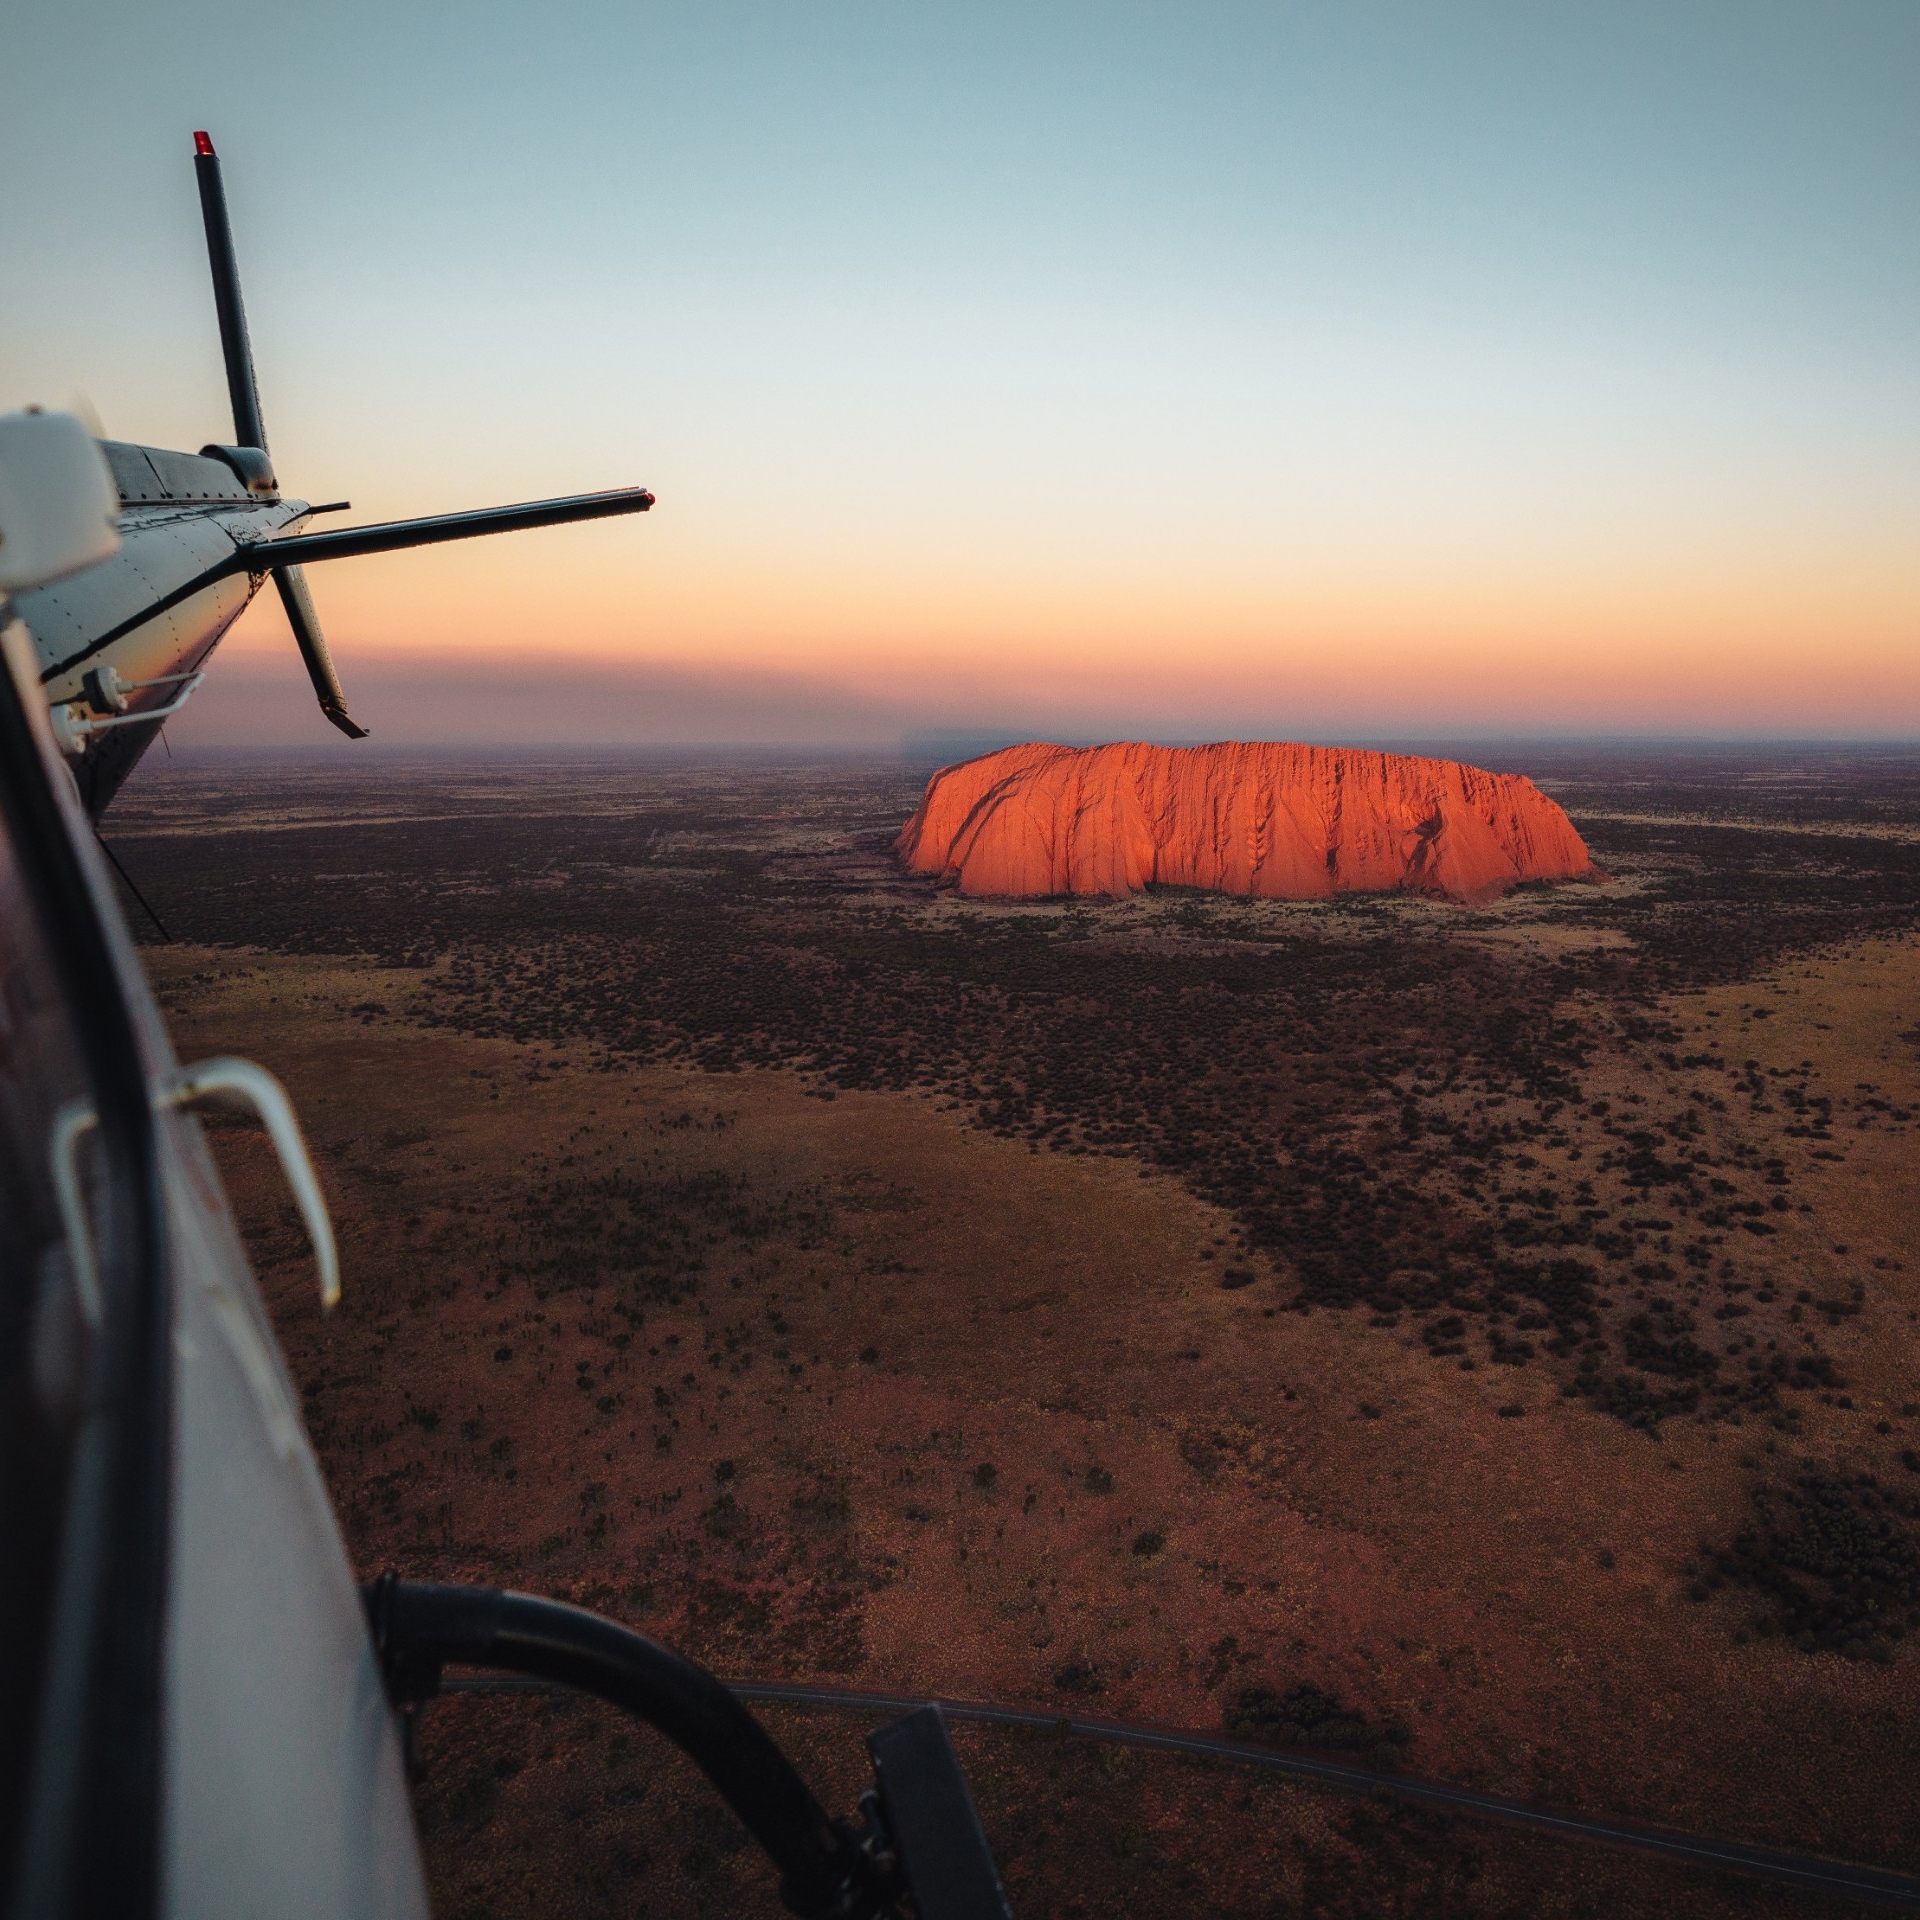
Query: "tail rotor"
193 130 367 736
183 131 652 745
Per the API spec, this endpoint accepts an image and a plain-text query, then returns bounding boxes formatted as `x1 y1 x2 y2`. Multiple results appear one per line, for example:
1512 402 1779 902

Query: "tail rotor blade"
273 566 368 739
195 132 352 736
192 131 269 455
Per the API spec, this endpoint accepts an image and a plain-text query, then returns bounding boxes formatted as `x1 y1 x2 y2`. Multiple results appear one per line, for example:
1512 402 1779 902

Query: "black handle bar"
360 1576 889 1919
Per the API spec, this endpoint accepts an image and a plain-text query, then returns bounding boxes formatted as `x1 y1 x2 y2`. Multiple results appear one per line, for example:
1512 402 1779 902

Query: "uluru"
897 740 1598 905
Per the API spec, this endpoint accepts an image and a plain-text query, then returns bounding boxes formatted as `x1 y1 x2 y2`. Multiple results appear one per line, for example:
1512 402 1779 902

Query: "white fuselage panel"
19 500 307 706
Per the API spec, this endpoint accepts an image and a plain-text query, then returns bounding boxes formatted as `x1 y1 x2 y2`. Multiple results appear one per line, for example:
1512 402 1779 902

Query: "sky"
6 2 1918 747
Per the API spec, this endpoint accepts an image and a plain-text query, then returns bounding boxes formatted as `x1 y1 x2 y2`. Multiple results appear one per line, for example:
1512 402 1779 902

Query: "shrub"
1224 1682 1411 1768
1701 1472 1920 1659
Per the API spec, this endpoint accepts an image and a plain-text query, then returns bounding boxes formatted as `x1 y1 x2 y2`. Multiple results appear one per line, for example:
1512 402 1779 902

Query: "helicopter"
10 132 655 820
0 130 1010 1920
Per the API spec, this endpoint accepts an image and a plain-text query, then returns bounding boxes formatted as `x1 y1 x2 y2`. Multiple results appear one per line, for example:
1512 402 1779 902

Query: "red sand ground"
146 935 1920 1917
898 742 1597 904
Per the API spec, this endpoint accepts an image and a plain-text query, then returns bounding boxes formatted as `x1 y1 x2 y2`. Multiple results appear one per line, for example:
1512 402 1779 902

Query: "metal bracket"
361 1570 442 1781
866 1706 1013 1920
50 669 204 756
49 1100 104 1326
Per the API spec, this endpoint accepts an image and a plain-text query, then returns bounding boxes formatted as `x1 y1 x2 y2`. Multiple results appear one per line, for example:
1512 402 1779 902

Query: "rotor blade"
232 486 654 570
40 486 657 687
192 131 269 454
274 565 368 739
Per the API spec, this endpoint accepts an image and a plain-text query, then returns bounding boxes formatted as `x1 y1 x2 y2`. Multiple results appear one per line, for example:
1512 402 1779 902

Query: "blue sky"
7 3 1918 743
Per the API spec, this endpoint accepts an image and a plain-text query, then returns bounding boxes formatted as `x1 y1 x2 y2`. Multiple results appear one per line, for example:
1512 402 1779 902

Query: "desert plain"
113 743 1920 1918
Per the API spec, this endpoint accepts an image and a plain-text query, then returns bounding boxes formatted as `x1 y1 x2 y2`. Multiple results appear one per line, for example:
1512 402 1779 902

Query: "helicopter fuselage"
15 440 308 815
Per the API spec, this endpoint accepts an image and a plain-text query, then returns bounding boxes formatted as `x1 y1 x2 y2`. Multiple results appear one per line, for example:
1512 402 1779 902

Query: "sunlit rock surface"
897 741 1597 904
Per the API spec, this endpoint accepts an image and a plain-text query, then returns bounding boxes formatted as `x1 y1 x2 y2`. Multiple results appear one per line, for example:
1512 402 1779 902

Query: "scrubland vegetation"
126 744 1920 1916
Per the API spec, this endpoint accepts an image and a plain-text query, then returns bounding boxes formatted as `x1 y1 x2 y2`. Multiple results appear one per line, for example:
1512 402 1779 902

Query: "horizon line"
138 732 1920 762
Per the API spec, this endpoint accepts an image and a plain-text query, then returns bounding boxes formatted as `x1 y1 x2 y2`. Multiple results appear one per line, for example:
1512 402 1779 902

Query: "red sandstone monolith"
897 741 1597 905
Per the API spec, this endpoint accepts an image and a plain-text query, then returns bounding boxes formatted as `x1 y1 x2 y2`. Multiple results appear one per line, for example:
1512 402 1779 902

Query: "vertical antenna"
191 131 269 453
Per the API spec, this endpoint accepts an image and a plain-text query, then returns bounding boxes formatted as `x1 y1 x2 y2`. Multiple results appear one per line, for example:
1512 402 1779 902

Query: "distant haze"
9 2 1919 744
165 648 1920 756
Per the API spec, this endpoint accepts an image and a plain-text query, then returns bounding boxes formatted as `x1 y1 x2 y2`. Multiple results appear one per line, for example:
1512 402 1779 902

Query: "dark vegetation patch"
1699 1472 1920 1662
497 1168 832 1306
1224 1680 1414 1769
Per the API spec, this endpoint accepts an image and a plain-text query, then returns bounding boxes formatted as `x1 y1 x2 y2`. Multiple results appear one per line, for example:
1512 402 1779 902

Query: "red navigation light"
193 131 216 156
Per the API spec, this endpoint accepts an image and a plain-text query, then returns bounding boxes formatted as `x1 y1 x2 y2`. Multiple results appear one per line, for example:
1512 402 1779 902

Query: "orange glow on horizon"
202 502 1920 737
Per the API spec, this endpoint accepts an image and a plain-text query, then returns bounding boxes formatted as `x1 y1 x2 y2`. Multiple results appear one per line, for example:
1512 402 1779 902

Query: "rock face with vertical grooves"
897 741 1597 905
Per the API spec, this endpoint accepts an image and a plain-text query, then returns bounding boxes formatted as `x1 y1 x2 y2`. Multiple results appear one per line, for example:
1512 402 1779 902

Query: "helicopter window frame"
0 623 172 1920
